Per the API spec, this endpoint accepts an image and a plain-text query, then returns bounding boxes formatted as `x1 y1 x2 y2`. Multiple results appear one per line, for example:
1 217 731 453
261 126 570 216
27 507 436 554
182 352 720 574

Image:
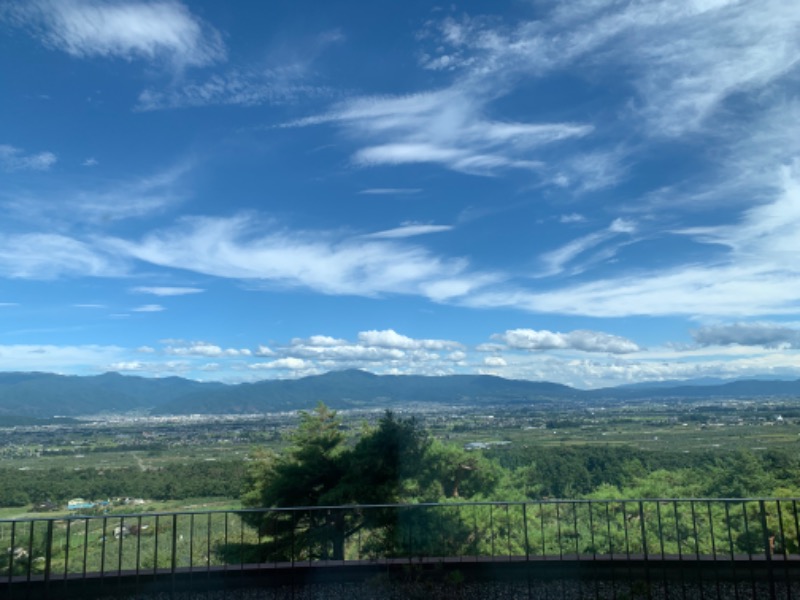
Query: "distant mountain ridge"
0 369 798 418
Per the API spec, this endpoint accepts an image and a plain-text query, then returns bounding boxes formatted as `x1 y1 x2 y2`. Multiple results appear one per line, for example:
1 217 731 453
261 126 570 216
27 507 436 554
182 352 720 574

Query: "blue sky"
2 0 800 388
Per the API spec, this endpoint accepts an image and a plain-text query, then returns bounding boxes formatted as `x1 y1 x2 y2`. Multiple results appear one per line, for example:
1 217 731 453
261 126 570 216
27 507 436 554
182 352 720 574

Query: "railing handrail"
3 496 800 524
4 495 800 589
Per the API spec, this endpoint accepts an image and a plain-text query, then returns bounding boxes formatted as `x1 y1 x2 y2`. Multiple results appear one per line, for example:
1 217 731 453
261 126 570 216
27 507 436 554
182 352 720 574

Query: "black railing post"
760 500 772 560
706 501 717 560
82 518 89 579
639 501 648 560
118 516 124 576
27 521 34 582
673 501 682 560
44 519 53 587
171 514 178 574
153 515 160 575
724 502 735 560
8 521 16 584
64 518 71 581
522 503 530 561
572 502 579 558
690 501 700 559
101 517 109 580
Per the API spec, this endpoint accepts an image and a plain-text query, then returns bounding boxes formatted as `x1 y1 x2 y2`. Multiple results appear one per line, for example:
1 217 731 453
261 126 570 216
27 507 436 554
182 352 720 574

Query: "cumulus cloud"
251 357 310 370
692 322 800 349
492 328 641 354
0 144 57 171
164 341 251 357
4 0 226 68
483 356 507 367
357 329 462 351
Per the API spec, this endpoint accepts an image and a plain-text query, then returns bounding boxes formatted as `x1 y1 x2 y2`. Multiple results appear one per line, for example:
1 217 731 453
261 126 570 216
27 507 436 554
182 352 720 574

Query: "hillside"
0 369 798 418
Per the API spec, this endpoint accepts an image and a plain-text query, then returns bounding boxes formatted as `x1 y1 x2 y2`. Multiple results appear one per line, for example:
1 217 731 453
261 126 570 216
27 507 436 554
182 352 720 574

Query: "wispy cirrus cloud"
132 304 165 313
420 0 800 137
3 0 226 68
285 88 592 176
136 29 344 110
132 286 204 296
358 188 422 195
2 163 189 228
103 214 494 300
0 233 124 279
363 223 453 239
136 68 334 111
539 218 636 277
0 144 57 171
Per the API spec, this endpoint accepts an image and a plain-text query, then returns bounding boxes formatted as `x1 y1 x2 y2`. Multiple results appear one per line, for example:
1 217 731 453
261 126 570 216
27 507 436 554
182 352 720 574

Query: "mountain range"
0 370 798 418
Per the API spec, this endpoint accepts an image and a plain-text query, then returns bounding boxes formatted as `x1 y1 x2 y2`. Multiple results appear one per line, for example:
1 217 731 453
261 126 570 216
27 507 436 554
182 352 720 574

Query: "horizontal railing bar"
4 497 800 524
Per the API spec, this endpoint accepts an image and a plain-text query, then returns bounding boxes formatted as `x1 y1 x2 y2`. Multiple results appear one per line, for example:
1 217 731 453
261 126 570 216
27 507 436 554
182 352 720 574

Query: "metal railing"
2 498 800 585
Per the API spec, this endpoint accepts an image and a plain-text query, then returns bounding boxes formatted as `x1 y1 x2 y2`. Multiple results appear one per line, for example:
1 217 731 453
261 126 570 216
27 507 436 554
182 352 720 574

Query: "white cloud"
539 219 636 277
464 164 800 317
0 233 124 279
286 88 592 176
483 356 507 367
0 343 126 373
357 329 461 351
692 322 800 349
103 214 486 300
2 163 189 227
136 68 333 111
292 335 347 347
559 213 586 224
165 341 250 357
251 357 310 370
135 29 342 110
81 157 98 167
0 144 57 171
132 286 204 296
358 188 422 195
363 224 453 239
132 304 165 312
421 1 800 138
492 328 641 354
6 0 226 68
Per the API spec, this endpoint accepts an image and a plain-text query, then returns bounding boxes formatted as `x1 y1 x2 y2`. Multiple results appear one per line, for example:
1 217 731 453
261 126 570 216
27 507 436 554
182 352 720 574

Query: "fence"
2 498 799 587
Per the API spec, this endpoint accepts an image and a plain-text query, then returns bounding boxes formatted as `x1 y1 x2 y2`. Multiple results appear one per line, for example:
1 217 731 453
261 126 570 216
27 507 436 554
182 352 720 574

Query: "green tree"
241 403 349 559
